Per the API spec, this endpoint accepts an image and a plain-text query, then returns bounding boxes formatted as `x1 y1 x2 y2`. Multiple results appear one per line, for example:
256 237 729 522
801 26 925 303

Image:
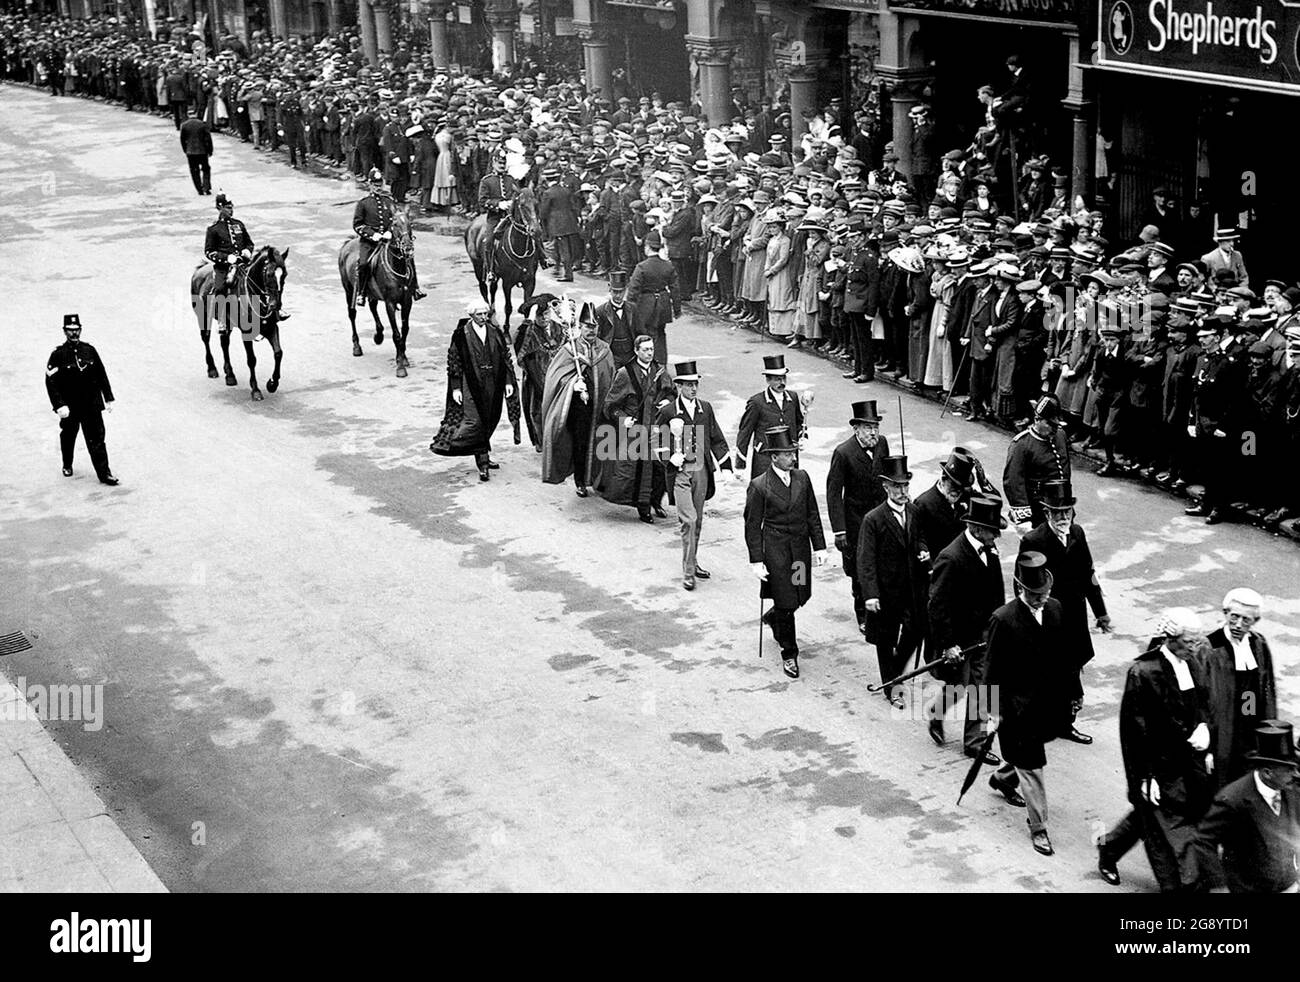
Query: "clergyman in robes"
541 300 616 495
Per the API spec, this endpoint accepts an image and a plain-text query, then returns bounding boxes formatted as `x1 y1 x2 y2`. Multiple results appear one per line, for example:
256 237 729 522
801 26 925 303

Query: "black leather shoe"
575 486 589 497
1031 830 1054 856
1184 503 1209 516
413 290 427 302
1095 462 1119 477
782 658 799 679
989 775 1026 807
1205 508 1225 525
652 506 667 519
1098 846 1121 885
967 748 1001 766
486 459 501 469
62 467 73 477
478 466 490 482
683 575 695 591
693 566 711 579
99 475 120 486
638 511 654 524
928 720 945 746
1060 726 1093 745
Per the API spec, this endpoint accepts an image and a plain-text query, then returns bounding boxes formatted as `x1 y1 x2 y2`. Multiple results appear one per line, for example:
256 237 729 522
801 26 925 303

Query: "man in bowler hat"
46 314 119 486
826 401 891 635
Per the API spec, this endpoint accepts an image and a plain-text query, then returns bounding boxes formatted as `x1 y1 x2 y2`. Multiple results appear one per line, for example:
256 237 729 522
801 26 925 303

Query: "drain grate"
0 631 34 657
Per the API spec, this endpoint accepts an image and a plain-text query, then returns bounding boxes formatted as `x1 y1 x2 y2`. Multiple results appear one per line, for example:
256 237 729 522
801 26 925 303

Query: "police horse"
464 187 542 337
339 207 415 378
191 245 290 401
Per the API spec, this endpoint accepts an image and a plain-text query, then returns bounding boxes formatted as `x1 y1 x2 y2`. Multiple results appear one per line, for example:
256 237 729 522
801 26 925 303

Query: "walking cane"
758 594 764 660
897 396 906 456
940 342 972 419
1008 128 1021 223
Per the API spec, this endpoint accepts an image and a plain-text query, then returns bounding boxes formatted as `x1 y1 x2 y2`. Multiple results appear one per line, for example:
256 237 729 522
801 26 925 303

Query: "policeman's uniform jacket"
205 216 254 268
744 467 827 611
353 190 397 239
1002 426 1070 524
478 172 520 216
46 340 114 412
627 255 681 330
735 389 803 479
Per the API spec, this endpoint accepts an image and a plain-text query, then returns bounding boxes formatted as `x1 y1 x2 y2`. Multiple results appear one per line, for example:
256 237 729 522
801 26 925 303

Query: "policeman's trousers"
60 409 111 479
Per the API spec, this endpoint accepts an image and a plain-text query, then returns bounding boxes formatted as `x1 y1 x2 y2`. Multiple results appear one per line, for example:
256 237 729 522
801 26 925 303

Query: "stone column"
268 0 288 39
1061 32 1092 206
326 0 340 33
577 26 613 101
486 1 518 72
373 1 393 54
874 9 930 183
685 37 735 131
359 0 379 64
428 1 451 68
787 65 823 145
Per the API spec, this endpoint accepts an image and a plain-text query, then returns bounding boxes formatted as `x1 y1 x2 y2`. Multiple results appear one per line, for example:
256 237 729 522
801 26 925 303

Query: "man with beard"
1019 481 1110 746
596 335 672 523
826 400 891 636
735 355 804 480
541 300 616 497
594 270 636 369
745 426 829 680
1196 588 1277 787
856 455 931 709
914 449 976 562
429 299 521 482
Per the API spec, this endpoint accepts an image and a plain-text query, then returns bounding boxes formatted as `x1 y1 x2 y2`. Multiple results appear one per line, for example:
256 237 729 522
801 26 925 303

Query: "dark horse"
464 187 541 336
191 245 290 401
339 208 415 378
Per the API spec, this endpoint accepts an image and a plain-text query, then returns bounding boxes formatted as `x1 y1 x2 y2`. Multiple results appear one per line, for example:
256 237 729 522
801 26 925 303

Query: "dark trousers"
968 357 993 414
186 153 211 194
170 100 185 129
390 169 409 202
60 409 111 479
1197 432 1232 509
285 130 307 168
1100 806 1189 892
605 221 623 270
874 615 922 699
849 311 874 379
568 395 593 488
358 141 379 177
950 337 971 396
671 257 693 297
766 606 799 657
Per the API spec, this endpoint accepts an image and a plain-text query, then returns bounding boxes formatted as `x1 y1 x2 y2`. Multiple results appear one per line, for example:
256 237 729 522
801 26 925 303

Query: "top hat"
964 495 1008 530
939 450 976 488
1039 480 1076 509
762 354 789 376
879 455 913 483
608 269 628 290
62 313 82 329
1014 551 1054 593
1246 721 1299 769
850 400 883 424
760 426 797 454
672 361 701 382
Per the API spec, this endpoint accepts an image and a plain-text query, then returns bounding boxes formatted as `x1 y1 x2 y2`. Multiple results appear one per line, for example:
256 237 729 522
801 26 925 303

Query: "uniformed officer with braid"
205 193 254 299
477 150 520 284
352 167 427 310
46 314 119 486
1003 393 1071 533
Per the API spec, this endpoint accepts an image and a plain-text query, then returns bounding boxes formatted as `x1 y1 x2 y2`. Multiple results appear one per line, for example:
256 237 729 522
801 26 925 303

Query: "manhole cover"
0 631 34 657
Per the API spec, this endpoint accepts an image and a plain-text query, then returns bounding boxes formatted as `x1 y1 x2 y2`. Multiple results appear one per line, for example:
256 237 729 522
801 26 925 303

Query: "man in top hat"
928 496 1008 765
985 551 1070 855
538 166 582 282
1003 393 1071 532
594 270 637 369
913 449 977 573
1196 587 1278 787
656 361 733 591
1020 480 1110 745
856 455 931 708
1097 608 1215 890
745 426 828 679
204 193 255 302
46 314 119 487
1200 226 1248 291
826 400 892 635
627 230 681 367
596 334 672 523
1188 720 1299 893
735 355 804 480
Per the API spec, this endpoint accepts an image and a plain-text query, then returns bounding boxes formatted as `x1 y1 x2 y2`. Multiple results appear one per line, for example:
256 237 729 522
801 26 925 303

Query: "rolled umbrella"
868 641 985 693
957 724 1001 805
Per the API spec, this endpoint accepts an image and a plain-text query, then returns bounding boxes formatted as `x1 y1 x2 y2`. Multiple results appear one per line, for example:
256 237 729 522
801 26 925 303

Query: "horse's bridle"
238 249 283 320
501 199 539 264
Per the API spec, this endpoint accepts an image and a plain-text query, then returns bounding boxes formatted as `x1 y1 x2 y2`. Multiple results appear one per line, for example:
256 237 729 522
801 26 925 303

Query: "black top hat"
1039 480 1076 509
608 269 628 290
1014 551 1053 593
939 449 976 488
62 313 82 329
964 495 1008 530
849 400 883 424
879 455 912 483
1247 721 1298 769
762 354 789 376
672 361 701 381
760 426 797 454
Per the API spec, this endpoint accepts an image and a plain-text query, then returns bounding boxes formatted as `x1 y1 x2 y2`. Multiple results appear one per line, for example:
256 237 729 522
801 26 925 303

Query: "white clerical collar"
1162 647 1195 691
1225 629 1258 671
1255 771 1282 816
772 465 791 486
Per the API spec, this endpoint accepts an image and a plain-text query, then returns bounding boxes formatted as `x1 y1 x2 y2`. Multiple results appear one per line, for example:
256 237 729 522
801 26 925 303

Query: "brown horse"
463 187 542 336
190 245 290 401
339 208 415 378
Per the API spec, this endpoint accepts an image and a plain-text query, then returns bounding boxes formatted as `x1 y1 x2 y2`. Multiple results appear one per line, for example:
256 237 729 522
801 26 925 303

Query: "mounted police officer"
352 166 427 310
477 150 520 284
45 314 118 486
205 193 253 299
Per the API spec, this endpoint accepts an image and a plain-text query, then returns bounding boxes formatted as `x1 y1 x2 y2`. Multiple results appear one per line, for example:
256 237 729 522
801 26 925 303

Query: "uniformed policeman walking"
46 314 118 486
1003 393 1071 532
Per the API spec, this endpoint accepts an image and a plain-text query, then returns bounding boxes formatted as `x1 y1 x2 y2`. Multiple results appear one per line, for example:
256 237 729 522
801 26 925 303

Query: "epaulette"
1011 429 1028 442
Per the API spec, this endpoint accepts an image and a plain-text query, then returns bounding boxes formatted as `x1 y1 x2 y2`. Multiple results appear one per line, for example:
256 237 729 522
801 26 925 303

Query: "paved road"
2 84 1297 892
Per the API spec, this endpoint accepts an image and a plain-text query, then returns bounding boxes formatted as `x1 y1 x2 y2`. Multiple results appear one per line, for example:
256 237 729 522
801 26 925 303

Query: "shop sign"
888 0 1078 26
1097 0 1300 93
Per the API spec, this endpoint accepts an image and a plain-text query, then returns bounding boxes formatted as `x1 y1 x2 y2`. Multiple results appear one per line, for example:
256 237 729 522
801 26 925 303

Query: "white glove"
56 406 70 419
241 248 251 259
1206 753 1214 774
1188 722 1210 752
1144 778 1162 807
499 198 513 208
452 389 462 405
669 451 685 469
1187 424 1197 437
814 550 828 568
381 231 393 240
1014 520 1033 536
505 384 514 398
227 253 238 264
622 416 634 428
104 402 113 414
750 563 768 581
865 598 881 613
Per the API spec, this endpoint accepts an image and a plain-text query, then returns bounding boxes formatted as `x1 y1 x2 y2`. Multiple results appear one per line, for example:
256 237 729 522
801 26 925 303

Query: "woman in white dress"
433 122 459 208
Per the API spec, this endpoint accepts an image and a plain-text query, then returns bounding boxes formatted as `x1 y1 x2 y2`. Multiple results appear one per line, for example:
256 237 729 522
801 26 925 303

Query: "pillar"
787 66 822 144
373 2 393 53
429 1 451 68
874 8 930 183
327 0 340 33
578 28 613 101
685 38 735 130
1061 31 1093 207
486 0 518 72
359 0 379 64
268 0 288 39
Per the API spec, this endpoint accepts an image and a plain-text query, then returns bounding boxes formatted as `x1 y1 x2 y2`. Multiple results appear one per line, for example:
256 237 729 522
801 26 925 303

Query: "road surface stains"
669 732 728 754
906 845 982 885
549 653 596 672
834 825 856 838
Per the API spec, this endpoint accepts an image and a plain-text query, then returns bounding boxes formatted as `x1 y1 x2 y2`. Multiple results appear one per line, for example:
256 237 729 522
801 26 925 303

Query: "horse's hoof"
266 379 279 393
225 375 237 387
352 345 363 357
373 333 384 346
207 367 220 379
251 389 264 401
396 366 408 378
